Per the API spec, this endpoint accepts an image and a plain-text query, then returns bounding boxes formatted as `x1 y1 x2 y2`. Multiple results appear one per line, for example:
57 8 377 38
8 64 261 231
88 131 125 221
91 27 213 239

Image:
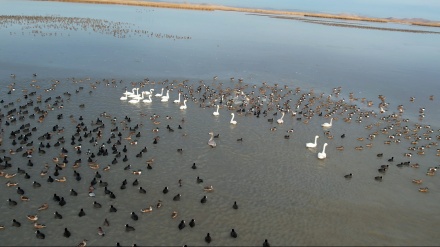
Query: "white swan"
213 105 219 116
161 90 170 102
120 94 128 100
277 112 285 124
318 143 328 159
128 88 140 98
174 93 181 103
143 89 154 95
180 99 187 110
143 94 152 103
208 132 216 148
230 113 237 125
120 89 133 100
306 135 319 148
155 88 164 97
321 118 333 128
129 92 144 103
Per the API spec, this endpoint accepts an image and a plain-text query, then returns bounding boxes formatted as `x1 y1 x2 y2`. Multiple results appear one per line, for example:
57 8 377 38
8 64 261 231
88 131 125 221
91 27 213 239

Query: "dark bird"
230 229 238 238
189 219 195 228
388 157 394 162
125 224 135 232
163 186 169 194
178 220 185 230
54 211 63 219
173 193 181 201
35 230 45 239
375 176 383 181
200 195 207 204
233 201 238 210
78 208 86 217
205 233 212 244
263 239 271 247
344 173 353 179
12 219 21 227
63 228 71 238
131 212 139 221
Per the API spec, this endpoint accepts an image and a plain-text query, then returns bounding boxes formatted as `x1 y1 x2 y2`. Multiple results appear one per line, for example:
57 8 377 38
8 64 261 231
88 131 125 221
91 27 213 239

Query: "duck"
419 187 429 192
171 211 178 219
63 228 71 238
374 176 383 181
230 229 238 238
203 185 214 192
125 224 135 232
35 230 45 239
205 233 212 243
33 222 46 229
344 173 353 179
141 206 153 213
233 201 238 209
412 179 423 184
38 203 49 211
27 214 39 221
178 220 185 230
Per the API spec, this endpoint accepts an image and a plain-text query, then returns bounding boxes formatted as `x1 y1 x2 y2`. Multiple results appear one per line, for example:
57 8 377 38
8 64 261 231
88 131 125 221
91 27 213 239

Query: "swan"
128 88 140 98
174 93 181 103
129 92 144 103
120 95 128 100
321 118 333 128
277 112 284 124
144 89 154 95
161 90 170 102
213 105 219 116
180 99 187 110
155 88 164 97
142 94 152 103
306 135 319 148
208 132 216 148
318 143 328 159
230 113 237 125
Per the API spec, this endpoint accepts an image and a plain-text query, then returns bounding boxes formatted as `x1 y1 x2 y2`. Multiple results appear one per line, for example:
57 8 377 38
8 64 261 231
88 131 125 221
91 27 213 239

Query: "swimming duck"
205 233 212 243
203 185 214 192
33 222 46 229
171 211 178 219
412 179 422 184
344 173 353 179
189 219 195 227
233 201 238 209
38 203 49 211
63 228 71 238
27 214 38 221
125 224 135 232
178 220 185 230
230 229 238 238
35 230 45 239
141 206 152 213
419 187 429 192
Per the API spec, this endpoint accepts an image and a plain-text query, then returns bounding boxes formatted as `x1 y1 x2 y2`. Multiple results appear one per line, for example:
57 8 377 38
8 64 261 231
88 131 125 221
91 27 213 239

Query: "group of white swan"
120 88 189 107
305 118 334 159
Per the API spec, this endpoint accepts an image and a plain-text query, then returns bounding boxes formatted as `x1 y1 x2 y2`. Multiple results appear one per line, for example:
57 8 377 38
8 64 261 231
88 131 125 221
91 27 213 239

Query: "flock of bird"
0 74 438 246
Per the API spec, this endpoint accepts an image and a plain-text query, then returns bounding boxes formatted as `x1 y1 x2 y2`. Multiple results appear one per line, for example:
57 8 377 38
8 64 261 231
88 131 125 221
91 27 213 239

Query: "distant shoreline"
39 0 440 28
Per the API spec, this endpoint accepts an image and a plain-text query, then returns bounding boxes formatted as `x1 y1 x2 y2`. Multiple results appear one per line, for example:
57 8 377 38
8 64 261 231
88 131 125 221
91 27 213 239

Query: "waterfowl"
77 239 87 247
230 113 237 125
54 211 63 219
141 206 153 213
173 193 181 201
38 203 49 211
203 185 214 192
12 219 21 227
21 195 30 201
27 214 39 221
93 201 102 208
230 229 238 238
178 220 185 230
78 208 86 217
306 135 319 148
8 198 17 206
163 186 169 194
321 118 333 128
6 181 18 187
336 146 344 151
110 205 118 212
263 239 270 247
233 201 238 209
375 176 383 181
98 227 105 236
318 143 328 159
63 228 71 238
277 112 284 124
171 211 178 219
208 132 216 148
419 187 429 192
200 195 208 204
33 222 46 229
125 224 135 232
132 170 142 175
35 230 45 239
139 187 147 194
55 176 66 182
205 233 212 243
131 212 139 221
412 179 423 184
344 173 353 179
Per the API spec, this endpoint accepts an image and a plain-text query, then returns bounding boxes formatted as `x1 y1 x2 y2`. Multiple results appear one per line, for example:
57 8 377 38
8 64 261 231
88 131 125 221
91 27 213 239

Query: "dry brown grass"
38 0 440 28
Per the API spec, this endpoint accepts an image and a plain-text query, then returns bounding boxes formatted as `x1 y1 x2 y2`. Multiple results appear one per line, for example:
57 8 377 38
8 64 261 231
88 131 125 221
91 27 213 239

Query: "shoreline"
38 0 440 28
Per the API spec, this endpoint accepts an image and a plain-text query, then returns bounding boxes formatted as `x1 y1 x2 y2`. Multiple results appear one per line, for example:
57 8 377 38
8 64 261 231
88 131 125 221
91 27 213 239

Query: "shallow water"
1 1 440 246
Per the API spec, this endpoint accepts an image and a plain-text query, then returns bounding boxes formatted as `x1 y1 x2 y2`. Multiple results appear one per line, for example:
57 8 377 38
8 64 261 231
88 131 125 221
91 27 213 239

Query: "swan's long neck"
231 113 235 121
216 105 219 113
314 136 318 144
178 93 180 100
280 112 284 120
184 100 187 106
322 144 327 153
209 133 213 141
330 118 333 124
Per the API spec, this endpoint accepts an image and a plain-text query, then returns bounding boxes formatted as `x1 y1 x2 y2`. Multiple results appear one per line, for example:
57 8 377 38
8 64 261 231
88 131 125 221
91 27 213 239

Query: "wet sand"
39 0 440 28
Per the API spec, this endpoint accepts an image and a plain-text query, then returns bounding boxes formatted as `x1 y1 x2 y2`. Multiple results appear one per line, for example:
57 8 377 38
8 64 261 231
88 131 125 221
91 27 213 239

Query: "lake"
0 0 440 246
